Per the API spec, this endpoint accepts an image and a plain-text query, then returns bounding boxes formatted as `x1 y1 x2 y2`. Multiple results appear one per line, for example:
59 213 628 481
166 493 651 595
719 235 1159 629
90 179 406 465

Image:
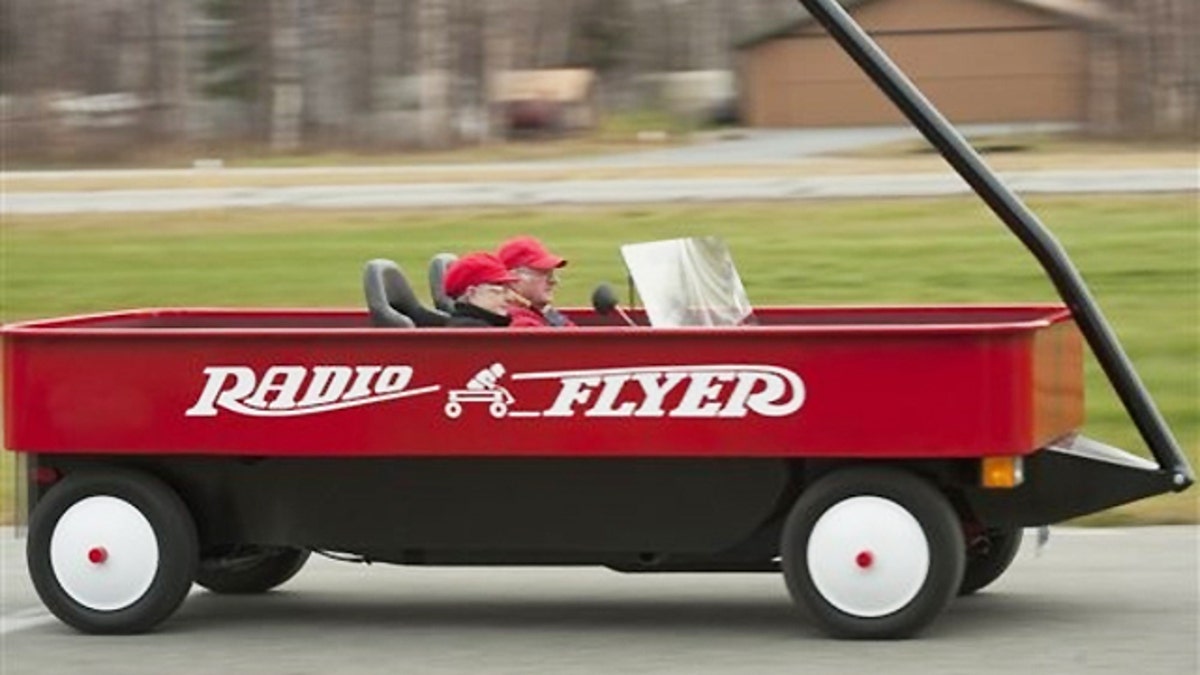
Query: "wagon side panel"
5 320 1074 459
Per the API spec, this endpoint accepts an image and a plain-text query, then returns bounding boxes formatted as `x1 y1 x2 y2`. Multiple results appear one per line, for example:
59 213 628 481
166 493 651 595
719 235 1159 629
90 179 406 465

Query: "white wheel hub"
806 495 930 618
50 496 160 611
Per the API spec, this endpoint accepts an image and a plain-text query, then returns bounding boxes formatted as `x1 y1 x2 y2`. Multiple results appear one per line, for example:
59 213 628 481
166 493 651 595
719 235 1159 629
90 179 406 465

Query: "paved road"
4 168 1195 214
578 123 1077 166
2 527 1196 674
10 123 1191 215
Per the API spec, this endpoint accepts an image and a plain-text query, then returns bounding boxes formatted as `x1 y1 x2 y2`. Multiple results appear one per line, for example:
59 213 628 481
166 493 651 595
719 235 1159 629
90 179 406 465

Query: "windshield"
620 237 753 327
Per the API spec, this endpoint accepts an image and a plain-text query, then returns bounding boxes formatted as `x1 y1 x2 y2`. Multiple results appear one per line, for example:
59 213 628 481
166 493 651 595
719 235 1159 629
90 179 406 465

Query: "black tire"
196 546 310 594
27 469 198 634
959 526 1023 596
781 467 965 639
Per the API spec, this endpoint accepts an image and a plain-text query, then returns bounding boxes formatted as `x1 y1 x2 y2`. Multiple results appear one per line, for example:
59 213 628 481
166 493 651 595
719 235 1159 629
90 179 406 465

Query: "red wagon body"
4 301 1175 639
4 304 1082 460
4 0 1190 639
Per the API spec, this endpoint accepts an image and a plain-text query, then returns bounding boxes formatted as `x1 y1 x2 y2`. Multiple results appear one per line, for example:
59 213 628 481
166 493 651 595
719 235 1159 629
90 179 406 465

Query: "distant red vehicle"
3 0 1191 640
505 99 564 137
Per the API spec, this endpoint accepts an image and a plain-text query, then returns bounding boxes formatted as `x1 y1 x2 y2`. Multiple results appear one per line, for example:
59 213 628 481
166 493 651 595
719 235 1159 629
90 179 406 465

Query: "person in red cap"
442 252 519 328
496 235 575 327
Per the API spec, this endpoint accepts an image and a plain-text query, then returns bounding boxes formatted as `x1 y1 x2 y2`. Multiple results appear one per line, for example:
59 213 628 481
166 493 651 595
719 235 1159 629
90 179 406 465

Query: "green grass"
7 111 690 171
2 195 1197 523
596 108 699 139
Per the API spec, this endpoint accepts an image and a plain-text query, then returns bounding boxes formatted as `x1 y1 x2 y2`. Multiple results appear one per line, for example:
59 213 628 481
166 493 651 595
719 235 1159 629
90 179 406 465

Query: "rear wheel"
781 467 965 639
196 546 310 594
959 526 1023 596
27 469 198 634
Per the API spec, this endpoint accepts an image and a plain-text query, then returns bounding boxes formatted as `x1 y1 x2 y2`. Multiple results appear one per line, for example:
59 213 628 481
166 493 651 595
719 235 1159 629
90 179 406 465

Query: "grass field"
6 110 692 172
1 195 1196 523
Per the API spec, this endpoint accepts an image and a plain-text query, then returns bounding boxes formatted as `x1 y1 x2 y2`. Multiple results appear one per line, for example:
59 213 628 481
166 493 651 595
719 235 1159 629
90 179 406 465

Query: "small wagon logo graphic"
444 363 514 419
441 362 806 420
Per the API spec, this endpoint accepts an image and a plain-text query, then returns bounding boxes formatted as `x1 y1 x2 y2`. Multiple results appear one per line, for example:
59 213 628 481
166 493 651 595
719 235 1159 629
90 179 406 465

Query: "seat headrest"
363 259 449 328
428 252 459 313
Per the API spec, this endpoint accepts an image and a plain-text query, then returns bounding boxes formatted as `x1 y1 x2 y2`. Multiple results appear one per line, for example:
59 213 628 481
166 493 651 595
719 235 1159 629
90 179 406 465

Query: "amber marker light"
981 456 1025 489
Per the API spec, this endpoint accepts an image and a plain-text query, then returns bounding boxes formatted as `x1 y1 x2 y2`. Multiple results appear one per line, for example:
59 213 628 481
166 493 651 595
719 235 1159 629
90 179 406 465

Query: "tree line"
0 0 1193 162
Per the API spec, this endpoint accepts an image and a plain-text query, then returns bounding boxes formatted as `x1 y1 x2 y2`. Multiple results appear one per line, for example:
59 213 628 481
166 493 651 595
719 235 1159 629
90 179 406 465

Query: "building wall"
741 0 1089 127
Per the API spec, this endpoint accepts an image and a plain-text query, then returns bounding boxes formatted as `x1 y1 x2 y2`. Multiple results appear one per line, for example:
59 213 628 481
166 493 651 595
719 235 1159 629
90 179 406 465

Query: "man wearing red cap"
442 252 519 328
496 235 576 328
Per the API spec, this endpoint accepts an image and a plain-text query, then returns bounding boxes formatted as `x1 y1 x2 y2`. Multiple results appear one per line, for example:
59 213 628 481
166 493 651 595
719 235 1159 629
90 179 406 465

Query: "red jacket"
507 304 576 328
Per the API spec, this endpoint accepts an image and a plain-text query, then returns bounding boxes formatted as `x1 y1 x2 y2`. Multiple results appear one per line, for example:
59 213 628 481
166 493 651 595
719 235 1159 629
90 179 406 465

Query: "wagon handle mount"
795 0 1193 489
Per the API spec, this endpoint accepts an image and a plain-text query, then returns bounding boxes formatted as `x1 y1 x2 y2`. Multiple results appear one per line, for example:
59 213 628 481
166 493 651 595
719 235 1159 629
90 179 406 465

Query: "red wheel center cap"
87 547 108 565
855 550 874 569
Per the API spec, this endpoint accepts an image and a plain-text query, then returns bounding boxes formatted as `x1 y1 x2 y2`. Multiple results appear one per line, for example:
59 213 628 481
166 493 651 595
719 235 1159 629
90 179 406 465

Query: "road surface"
2 526 1196 675
3 168 1195 214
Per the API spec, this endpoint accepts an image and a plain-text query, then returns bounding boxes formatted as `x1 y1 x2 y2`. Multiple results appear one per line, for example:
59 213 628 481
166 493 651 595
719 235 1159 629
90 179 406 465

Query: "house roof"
734 0 1117 50
491 69 596 103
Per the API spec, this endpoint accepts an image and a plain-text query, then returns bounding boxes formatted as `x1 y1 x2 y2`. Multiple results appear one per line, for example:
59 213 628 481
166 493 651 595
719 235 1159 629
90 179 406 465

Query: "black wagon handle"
794 0 1193 489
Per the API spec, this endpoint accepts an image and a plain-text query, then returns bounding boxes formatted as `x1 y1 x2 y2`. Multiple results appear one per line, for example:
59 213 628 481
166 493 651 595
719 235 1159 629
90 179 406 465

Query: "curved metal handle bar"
795 0 1192 488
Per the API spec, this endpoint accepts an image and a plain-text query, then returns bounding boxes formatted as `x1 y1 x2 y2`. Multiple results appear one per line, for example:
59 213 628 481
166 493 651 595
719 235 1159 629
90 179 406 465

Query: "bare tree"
142 0 188 142
417 0 452 148
1102 0 1198 138
349 0 376 122
269 0 303 151
482 0 515 142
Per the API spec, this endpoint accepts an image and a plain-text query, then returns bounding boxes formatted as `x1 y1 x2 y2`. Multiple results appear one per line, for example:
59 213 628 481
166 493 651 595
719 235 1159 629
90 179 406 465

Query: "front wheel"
781 467 965 639
959 526 1023 596
196 546 310 594
27 469 199 634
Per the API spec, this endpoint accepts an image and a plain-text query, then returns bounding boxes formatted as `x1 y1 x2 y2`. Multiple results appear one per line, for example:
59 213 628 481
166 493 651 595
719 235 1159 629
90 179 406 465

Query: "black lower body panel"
35 456 795 563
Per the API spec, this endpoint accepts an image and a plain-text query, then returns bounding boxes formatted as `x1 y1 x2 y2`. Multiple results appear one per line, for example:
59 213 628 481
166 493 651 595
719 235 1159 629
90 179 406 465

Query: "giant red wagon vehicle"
2 0 1192 639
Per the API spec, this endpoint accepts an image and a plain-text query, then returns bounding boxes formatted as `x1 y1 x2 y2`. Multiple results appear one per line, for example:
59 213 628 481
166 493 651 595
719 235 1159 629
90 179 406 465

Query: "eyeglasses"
475 283 510 294
516 267 559 283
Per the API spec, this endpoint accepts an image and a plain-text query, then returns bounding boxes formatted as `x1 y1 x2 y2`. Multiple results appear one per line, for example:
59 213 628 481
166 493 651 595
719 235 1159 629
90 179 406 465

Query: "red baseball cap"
443 252 518 298
497 236 568 271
